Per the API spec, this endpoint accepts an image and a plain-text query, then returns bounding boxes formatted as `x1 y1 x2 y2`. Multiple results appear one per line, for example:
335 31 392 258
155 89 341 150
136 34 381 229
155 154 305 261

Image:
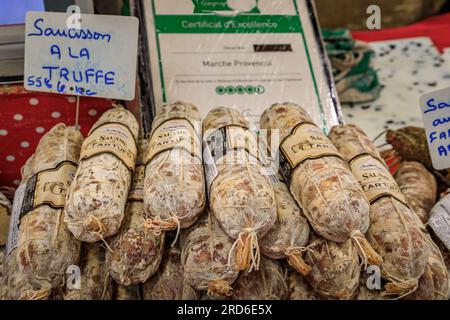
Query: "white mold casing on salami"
203 107 276 272
259 178 310 275
142 246 200 300
15 124 83 298
394 161 437 224
144 102 205 235
260 103 381 266
329 124 431 298
106 139 165 285
303 234 360 300
180 211 239 296
64 106 139 242
63 243 113 300
232 256 288 300
1 154 52 300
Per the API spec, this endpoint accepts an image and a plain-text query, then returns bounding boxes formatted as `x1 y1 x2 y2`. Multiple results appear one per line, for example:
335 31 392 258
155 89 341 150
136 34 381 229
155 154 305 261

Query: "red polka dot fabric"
0 84 114 188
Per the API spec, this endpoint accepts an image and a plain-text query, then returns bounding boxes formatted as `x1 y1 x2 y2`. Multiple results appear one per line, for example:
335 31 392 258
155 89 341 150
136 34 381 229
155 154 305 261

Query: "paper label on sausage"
350 154 407 205
80 122 137 171
203 125 261 163
146 118 201 163
203 124 270 192
203 142 218 195
20 161 77 217
279 122 343 182
128 164 145 201
6 183 26 256
428 192 450 252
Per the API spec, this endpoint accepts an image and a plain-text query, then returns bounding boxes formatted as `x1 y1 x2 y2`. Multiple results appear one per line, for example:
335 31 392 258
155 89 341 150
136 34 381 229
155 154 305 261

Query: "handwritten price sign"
24 11 138 100
420 87 450 170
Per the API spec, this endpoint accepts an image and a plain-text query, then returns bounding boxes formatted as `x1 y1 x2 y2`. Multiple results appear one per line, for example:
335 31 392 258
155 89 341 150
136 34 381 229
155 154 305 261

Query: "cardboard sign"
420 87 450 170
24 11 138 100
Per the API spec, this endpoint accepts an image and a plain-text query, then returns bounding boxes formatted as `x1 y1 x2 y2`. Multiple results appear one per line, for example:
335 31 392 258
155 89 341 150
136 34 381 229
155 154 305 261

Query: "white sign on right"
420 87 450 170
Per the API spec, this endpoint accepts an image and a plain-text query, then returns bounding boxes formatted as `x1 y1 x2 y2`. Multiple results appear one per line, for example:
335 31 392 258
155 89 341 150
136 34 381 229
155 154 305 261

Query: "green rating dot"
216 86 225 95
225 85 235 94
245 85 255 94
256 85 265 94
236 85 245 94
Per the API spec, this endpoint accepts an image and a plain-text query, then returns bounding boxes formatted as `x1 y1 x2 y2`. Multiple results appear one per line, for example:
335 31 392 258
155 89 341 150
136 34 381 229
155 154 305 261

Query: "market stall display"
0 101 449 300
2 99 448 299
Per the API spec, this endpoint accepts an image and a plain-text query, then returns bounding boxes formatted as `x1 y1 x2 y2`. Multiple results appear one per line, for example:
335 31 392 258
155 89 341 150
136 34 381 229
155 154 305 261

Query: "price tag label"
24 11 138 100
419 87 450 170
